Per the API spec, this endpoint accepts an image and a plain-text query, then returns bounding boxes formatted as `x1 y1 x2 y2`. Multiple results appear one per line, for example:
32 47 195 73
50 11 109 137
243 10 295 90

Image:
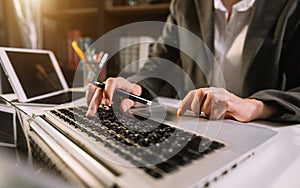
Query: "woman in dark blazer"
86 0 300 123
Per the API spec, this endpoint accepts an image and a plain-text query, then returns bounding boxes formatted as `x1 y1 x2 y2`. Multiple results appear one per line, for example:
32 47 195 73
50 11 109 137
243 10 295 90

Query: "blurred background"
0 0 169 186
0 0 170 92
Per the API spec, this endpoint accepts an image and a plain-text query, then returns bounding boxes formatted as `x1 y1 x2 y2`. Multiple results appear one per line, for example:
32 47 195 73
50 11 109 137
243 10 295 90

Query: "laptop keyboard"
48 106 225 179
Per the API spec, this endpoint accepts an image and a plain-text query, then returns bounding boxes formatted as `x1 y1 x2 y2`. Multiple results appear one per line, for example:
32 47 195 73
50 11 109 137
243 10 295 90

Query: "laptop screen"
0 104 16 147
6 51 64 98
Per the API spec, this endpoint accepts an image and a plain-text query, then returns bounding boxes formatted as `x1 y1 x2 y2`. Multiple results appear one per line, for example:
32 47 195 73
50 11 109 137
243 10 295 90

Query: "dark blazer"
128 0 300 123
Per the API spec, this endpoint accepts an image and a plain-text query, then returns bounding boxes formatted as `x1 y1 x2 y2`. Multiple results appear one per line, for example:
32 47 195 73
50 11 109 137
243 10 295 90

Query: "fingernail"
177 108 182 116
86 110 91 117
106 99 112 105
86 108 93 117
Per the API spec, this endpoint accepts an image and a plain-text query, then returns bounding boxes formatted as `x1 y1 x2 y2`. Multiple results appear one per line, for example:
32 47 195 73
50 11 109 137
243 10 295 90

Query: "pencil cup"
82 62 100 87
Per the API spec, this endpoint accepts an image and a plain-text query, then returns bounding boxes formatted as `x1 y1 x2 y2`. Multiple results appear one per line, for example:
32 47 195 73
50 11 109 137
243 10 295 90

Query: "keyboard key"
156 161 178 173
168 154 191 166
144 168 162 179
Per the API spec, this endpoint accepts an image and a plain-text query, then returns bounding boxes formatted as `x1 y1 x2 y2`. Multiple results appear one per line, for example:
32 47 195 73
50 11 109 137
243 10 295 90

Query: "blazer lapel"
194 0 214 51
242 0 288 75
192 0 216 87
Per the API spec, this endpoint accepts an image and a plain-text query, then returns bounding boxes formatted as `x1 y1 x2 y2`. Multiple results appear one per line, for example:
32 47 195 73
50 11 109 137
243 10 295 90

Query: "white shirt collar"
214 0 256 12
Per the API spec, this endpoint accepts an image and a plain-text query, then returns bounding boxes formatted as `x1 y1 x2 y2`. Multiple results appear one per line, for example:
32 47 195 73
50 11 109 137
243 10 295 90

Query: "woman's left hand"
177 87 277 122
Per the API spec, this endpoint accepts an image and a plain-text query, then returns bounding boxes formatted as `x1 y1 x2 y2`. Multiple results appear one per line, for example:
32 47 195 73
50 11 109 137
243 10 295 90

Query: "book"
118 36 155 74
66 30 82 70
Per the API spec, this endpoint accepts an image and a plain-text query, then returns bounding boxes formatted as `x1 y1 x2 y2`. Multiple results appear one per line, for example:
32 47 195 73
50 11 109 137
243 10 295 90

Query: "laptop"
0 103 17 147
33 97 277 187
0 47 85 105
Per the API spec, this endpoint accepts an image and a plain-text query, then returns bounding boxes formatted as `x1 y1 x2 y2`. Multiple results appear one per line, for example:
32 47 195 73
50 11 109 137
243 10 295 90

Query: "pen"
84 43 95 63
72 41 86 62
92 81 152 106
99 53 108 69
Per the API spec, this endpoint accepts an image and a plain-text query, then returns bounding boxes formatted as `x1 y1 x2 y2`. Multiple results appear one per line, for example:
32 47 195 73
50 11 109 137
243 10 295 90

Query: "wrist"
247 99 278 120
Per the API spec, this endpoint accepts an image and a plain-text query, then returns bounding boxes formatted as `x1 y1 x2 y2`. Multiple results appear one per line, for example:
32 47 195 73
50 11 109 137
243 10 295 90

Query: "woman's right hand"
85 77 142 117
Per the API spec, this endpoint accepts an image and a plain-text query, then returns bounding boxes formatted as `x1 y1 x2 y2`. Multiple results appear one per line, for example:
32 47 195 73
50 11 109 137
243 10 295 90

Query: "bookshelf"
106 3 170 15
0 0 13 94
42 0 105 86
0 0 8 46
103 1 169 35
43 8 99 20
0 0 5 94
42 0 170 85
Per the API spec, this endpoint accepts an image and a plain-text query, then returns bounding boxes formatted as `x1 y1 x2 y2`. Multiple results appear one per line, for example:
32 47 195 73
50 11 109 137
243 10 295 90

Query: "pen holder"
82 62 101 87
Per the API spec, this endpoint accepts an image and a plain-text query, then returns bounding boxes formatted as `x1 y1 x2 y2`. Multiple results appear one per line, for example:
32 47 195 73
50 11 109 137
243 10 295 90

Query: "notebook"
34 97 278 187
0 47 85 105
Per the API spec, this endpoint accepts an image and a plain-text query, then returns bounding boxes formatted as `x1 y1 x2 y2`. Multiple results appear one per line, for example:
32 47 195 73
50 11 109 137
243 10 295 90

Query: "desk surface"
214 122 300 188
1 94 300 188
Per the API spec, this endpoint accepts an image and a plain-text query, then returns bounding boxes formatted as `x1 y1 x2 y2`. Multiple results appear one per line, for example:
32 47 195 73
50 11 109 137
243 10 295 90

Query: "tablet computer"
0 47 84 104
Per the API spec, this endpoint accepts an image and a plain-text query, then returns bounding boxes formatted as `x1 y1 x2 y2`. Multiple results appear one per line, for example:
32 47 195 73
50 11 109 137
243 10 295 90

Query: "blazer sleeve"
127 0 181 99
250 7 300 123
250 88 300 123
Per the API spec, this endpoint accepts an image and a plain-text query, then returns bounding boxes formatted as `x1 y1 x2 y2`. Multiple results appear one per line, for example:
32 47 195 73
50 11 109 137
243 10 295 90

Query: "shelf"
44 8 99 19
42 0 169 77
105 3 169 15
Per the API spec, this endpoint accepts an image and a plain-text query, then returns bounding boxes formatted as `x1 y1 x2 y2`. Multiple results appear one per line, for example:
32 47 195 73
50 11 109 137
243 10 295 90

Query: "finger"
119 99 135 112
191 95 200 116
105 77 142 103
191 89 205 116
212 109 226 120
85 83 98 106
130 84 142 96
211 106 225 120
202 93 226 120
201 92 212 117
86 88 103 117
104 78 117 104
211 97 227 120
210 89 228 119
177 91 195 116
112 77 141 96
102 91 110 106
